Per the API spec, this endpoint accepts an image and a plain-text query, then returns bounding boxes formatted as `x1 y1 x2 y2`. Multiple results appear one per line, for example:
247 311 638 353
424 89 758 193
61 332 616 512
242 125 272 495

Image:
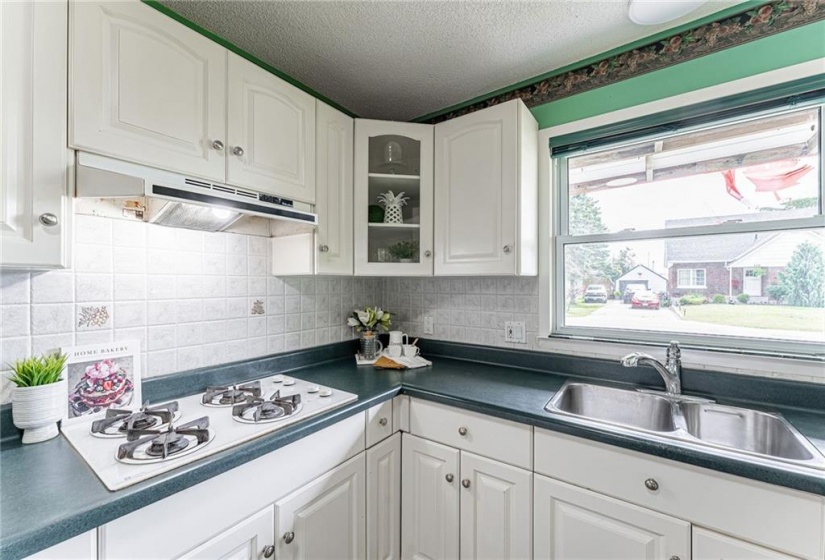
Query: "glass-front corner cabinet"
354 120 434 276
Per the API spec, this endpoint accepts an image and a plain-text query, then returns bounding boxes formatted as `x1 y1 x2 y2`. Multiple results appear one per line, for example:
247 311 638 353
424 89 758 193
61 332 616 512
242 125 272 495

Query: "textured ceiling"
159 0 746 121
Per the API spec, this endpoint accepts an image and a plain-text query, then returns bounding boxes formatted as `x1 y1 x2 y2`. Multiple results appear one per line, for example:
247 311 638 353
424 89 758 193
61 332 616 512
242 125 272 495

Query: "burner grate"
232 391 302 424
202 381 262 406
117 417 210 461
91 401 179 437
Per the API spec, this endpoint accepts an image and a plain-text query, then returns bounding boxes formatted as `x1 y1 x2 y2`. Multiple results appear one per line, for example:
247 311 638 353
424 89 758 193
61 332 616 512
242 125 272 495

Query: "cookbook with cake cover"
61 340 142 425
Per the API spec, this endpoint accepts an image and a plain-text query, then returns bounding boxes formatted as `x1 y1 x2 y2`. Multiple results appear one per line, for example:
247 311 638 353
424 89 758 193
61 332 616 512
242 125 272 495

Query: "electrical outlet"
504 321 526 343
423 316 434 335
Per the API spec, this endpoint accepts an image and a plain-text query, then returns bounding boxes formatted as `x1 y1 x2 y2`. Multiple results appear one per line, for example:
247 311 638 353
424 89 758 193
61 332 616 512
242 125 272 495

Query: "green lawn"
566 303 604 318
680 304 825 332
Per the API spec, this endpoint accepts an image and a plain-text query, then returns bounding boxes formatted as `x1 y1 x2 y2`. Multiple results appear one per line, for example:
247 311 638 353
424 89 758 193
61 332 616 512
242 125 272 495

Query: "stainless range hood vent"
75 152 317 234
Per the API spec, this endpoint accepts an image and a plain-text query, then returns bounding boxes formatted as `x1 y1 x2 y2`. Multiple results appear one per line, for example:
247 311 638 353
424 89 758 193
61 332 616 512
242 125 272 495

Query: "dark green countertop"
2 342 824 560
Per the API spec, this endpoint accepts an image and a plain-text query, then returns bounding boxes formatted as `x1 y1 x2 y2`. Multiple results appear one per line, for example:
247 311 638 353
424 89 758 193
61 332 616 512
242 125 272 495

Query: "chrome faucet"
621 341 682 396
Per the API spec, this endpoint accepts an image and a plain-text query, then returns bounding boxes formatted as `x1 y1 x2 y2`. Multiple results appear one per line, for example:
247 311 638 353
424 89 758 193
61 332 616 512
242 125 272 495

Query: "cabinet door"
401 434 459 560
316 101 354 275
70 0 227 181
228 54 316 203
24 530 96 560
693 527 800 560
460 452 532 560
534 474 690 560
179 507 275 560
275 453 365 560
434 102 517 276
367 433 401 560
1 0 71 268
354 120 434 277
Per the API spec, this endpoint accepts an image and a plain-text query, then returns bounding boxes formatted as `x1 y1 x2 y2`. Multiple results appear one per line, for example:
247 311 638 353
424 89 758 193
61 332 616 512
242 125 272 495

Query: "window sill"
676 286 707 290
535 336 825 384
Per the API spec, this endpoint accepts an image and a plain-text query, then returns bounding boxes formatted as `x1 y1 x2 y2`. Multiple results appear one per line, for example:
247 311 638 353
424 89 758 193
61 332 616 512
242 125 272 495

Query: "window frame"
540 66 825 360
676 268 707 290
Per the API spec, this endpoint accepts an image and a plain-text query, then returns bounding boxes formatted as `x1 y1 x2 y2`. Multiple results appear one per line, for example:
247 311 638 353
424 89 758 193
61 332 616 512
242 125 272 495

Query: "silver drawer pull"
461 479 471 489
378 417 388 427
211 140 224 151
445 474 454 483
262 545 275 558
39 213 59 227
283 531 294 544
458 427 468 436
644 478 659 491
233 146 245 157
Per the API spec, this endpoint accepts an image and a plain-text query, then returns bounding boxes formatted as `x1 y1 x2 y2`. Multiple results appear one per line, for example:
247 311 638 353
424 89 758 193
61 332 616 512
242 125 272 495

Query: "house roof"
728 230 824 268
616 264 668 282
664 208 812 264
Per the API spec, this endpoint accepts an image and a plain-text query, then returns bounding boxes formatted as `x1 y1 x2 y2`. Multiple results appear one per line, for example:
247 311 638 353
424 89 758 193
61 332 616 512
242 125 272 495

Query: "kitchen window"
677 269 706 289
551 98 825 356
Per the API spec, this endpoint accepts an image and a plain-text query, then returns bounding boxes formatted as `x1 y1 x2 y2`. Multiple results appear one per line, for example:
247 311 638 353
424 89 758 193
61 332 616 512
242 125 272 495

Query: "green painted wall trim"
412 1 769 123
141 0 358 118
531 19 825 130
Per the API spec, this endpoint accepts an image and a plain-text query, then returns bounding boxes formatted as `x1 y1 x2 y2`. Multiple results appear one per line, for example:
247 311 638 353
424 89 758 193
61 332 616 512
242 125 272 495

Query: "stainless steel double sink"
545 382 825 470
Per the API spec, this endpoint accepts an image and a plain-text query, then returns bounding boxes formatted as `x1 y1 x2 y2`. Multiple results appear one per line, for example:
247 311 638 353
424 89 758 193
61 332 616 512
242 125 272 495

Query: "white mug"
388 331 407 345
386 345 402 358
403 344 419 357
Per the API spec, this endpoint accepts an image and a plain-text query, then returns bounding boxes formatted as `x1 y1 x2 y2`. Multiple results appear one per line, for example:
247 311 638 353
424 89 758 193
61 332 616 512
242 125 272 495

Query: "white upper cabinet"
354 120 434 276
227 54 316 203
315 101 354 274
1 0 71 269
70 0 227 181
434 99 538 276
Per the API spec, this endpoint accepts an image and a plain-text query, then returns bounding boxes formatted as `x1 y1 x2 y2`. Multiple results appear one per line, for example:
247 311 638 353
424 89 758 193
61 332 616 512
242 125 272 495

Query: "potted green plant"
9 352 68 444
388 241 418 263
347 307 392 360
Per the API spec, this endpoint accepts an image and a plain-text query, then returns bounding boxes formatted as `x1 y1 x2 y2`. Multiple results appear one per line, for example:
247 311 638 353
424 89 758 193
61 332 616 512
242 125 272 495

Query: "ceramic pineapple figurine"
377 191 409 224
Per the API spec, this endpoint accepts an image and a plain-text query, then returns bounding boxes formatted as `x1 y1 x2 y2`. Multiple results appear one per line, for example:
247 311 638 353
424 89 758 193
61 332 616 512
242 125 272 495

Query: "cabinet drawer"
535 428 824 560
366 400 393 448
409 399 532 469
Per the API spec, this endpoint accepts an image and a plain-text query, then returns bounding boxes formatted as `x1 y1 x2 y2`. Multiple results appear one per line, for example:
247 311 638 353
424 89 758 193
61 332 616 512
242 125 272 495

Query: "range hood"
75 152 317 233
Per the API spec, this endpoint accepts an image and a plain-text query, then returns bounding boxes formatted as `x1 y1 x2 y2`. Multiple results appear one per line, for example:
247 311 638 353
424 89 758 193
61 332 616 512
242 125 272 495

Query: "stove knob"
307 384 320 393
319 387 333 397
272 375 284 383
262 545 275 558
283 377 295 386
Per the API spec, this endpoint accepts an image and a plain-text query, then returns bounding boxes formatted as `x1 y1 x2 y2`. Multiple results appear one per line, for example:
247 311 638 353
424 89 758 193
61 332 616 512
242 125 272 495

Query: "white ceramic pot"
12 379 66 444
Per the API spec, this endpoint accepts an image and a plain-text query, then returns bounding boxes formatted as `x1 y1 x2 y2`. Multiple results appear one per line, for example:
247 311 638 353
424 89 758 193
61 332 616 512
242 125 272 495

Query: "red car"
631 290 660 310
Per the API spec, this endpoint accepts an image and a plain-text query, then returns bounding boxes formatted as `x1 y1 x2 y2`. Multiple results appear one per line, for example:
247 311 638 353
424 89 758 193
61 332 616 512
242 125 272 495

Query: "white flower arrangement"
347 307 392 334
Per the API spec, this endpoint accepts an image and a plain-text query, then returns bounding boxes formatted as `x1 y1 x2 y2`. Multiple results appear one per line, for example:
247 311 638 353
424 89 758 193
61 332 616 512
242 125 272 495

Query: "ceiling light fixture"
628 0 708 25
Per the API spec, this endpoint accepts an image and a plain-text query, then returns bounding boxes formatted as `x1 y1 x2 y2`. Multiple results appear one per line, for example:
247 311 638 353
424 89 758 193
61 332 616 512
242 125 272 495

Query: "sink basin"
545 381 825 470
546 382 677 433
680 402 821 462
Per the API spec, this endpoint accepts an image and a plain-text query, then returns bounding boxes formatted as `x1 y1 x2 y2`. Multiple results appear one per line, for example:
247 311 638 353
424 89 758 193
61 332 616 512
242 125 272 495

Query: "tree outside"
778 241 825 308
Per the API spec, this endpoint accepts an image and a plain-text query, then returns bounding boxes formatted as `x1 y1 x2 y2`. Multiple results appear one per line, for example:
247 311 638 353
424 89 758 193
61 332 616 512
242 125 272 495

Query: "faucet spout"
620 341 682 396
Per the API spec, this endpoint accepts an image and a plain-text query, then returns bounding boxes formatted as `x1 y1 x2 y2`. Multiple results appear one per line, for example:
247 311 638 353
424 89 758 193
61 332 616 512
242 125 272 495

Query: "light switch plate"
423 316 434 335
504 321 526 343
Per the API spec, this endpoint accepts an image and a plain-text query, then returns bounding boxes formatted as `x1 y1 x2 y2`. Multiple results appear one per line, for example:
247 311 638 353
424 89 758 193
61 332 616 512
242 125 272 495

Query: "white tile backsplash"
0 216 379 404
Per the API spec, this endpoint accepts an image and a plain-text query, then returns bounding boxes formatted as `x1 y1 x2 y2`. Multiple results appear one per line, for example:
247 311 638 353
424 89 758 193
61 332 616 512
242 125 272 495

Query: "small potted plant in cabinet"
388 240 419 263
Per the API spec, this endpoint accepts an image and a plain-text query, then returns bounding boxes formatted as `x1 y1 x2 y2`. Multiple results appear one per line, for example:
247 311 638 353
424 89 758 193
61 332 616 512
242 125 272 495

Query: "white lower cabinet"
401 433 532 560
402 434 460 559
275 453 366 560
179 507 275 560
368 433 402 560
693 527 800 560
460 452 532 560
24 530 96 560
534 474 690 560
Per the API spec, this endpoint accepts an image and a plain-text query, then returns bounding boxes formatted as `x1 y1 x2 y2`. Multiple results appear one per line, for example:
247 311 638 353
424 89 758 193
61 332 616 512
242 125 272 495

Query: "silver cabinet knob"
445 474 454 483
458 427 468 436
503 245 512 254
262 545 275 558
38 213 59 227
461 479 471 488
233 146 245 157
644 478 659 491
669 556 680 560
378 417 388 427
211 140 224 151
424 250 432 258
283 531 295 544
319 245 330 253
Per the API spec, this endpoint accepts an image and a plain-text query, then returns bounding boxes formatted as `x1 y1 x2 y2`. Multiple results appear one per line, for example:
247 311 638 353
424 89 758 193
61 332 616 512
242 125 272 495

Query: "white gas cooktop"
62 375 357 491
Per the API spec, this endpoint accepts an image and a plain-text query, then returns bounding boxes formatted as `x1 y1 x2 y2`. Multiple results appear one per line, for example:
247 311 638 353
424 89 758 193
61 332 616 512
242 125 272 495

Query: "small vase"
12 379 66 444
383 203 404 224
359 331 384 360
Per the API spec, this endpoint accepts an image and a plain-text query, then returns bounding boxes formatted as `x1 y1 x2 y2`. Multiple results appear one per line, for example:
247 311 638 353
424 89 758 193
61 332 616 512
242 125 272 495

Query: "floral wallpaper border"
424 1 825 124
